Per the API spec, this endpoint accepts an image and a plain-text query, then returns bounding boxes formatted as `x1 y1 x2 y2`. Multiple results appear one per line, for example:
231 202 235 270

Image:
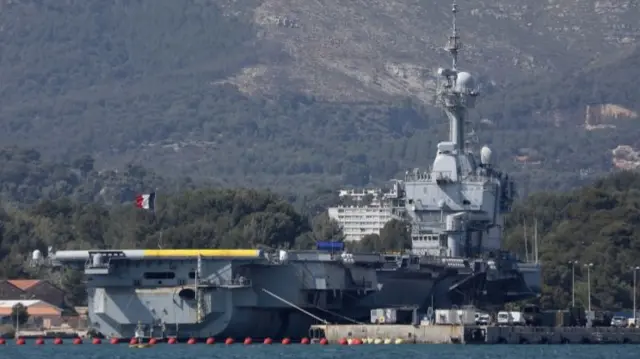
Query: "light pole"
569 260 578 307
633 266 640 325
584 263 593 312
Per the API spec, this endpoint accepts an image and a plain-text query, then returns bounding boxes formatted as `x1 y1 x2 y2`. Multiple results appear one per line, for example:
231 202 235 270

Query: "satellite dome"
32 249 42 261
454 72 476 93
480 146 493 165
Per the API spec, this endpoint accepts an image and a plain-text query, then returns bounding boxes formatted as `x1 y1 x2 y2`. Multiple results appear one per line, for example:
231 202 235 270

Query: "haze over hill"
0 0 638 194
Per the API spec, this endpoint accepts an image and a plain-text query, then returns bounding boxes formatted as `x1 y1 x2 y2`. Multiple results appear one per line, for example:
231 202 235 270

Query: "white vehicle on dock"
497 311 525 326
475 312 490 325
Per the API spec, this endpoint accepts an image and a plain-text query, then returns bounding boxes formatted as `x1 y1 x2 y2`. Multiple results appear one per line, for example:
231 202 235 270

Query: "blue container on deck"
316 241 344 251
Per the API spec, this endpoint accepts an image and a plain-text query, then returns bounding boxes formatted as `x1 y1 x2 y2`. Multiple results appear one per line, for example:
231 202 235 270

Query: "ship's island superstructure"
36 2 541 340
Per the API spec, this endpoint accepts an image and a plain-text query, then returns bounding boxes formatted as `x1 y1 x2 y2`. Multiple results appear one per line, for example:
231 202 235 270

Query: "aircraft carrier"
35 2 541 340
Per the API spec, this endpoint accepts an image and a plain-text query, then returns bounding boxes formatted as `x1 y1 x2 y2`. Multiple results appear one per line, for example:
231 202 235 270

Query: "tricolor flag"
135 192 156 211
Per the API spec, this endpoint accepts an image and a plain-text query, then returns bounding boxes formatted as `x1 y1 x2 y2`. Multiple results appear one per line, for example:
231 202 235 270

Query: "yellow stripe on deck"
141 249 261 258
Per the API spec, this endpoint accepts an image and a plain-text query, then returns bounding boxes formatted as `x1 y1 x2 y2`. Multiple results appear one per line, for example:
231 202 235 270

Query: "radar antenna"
435 0 477 152
446 1 461 70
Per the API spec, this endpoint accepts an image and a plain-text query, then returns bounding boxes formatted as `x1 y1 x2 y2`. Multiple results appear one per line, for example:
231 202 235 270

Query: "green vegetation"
0 1 637 194
10 303 29 328
503 170 640 310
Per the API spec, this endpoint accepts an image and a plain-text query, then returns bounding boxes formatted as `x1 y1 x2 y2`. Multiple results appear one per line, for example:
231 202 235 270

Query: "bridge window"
188 271 196 279
143 272 175 280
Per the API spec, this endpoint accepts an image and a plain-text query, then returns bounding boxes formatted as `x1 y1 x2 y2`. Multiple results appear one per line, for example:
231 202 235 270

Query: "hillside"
0 0 638 192
0 147 190 206
503 171 640 310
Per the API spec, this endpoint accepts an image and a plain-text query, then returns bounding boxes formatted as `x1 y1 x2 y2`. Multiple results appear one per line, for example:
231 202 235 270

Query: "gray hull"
52 249 539 340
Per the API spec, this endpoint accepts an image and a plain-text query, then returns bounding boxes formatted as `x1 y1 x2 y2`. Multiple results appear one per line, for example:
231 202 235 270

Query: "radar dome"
31 249 42 261
454 72 476 93
480 146 493 165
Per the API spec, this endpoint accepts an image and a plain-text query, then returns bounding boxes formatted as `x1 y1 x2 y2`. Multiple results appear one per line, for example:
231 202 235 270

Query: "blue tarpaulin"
316 241 344 251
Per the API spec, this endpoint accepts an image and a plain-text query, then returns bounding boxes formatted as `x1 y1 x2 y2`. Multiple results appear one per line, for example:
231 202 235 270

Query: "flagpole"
136 190 162 248
154 189 163 249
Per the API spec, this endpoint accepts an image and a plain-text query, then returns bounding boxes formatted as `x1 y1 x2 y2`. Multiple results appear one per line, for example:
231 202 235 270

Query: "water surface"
0 343 635 359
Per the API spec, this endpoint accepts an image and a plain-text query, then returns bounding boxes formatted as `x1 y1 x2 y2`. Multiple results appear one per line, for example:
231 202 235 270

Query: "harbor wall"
486 326 640 344
317 324 464 344
314 324 640 344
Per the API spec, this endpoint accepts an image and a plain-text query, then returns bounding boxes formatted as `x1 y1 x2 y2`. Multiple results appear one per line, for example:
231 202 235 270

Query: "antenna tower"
435 0 477 152
446 1 461 70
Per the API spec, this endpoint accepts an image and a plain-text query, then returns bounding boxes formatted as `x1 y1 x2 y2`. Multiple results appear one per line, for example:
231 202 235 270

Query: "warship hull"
48 248 540 340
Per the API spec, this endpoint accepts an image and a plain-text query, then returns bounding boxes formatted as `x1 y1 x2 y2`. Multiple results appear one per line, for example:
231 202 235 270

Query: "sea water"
0 344 635 359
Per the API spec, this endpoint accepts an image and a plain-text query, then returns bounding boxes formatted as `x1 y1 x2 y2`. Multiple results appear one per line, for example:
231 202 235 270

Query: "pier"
310 324 640 344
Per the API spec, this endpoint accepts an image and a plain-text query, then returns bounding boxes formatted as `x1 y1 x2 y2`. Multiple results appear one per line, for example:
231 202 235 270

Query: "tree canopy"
503 170 640 310
10 303 29 328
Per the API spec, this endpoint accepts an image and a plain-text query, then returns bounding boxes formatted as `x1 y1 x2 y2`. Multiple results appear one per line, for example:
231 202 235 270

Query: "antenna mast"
437 0 476 153
447 1 460 70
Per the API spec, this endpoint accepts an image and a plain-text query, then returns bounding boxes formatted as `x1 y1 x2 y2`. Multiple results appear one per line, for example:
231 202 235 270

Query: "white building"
327 189 395 241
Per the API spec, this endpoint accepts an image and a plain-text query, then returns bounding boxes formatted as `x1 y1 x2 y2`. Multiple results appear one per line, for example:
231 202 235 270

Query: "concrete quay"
310 324 640 344
310 324 463 344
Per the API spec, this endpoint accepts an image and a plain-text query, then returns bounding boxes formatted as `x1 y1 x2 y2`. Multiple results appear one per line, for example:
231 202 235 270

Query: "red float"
281 338 291 345
187 338 197 345
35 337 45 345
0 338 6 345
205 337 215 345
243 337 252 345
92 338 102 345
53 338 63 345
225 337 234 345
338 338 348 345
319 338 328 345
167 337 177 344
148 338 157 345
300 337 309 345
109 337 119 344
263 337 273 344
72 338 82 345
16 338 25 345
129 338 138 345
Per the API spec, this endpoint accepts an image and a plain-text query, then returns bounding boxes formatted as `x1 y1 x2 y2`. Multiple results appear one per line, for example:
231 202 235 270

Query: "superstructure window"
143 272 175 280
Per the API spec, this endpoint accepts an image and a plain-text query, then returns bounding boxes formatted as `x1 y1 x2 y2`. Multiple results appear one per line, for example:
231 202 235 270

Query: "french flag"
135 192 156 211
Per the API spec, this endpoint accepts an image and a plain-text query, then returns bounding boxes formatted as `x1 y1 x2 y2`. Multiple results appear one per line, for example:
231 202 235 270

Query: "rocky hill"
229 0 638 101
0 0 638 193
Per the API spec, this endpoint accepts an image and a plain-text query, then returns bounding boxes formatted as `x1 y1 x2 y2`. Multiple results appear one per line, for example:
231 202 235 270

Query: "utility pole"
569 260 578 307
15 308 19 336
584 263 593 312
633 266 640 325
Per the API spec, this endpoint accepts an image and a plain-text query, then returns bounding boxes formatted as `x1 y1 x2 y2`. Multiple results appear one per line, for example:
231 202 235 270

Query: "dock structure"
310 324 640 344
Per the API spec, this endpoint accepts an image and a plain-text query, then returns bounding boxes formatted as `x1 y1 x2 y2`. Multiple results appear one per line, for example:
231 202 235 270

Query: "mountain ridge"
0 0 638 192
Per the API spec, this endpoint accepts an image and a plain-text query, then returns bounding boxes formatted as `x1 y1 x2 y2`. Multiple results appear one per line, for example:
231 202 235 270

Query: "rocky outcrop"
214 0 640 102
612 145 640 169
585 104 638 130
